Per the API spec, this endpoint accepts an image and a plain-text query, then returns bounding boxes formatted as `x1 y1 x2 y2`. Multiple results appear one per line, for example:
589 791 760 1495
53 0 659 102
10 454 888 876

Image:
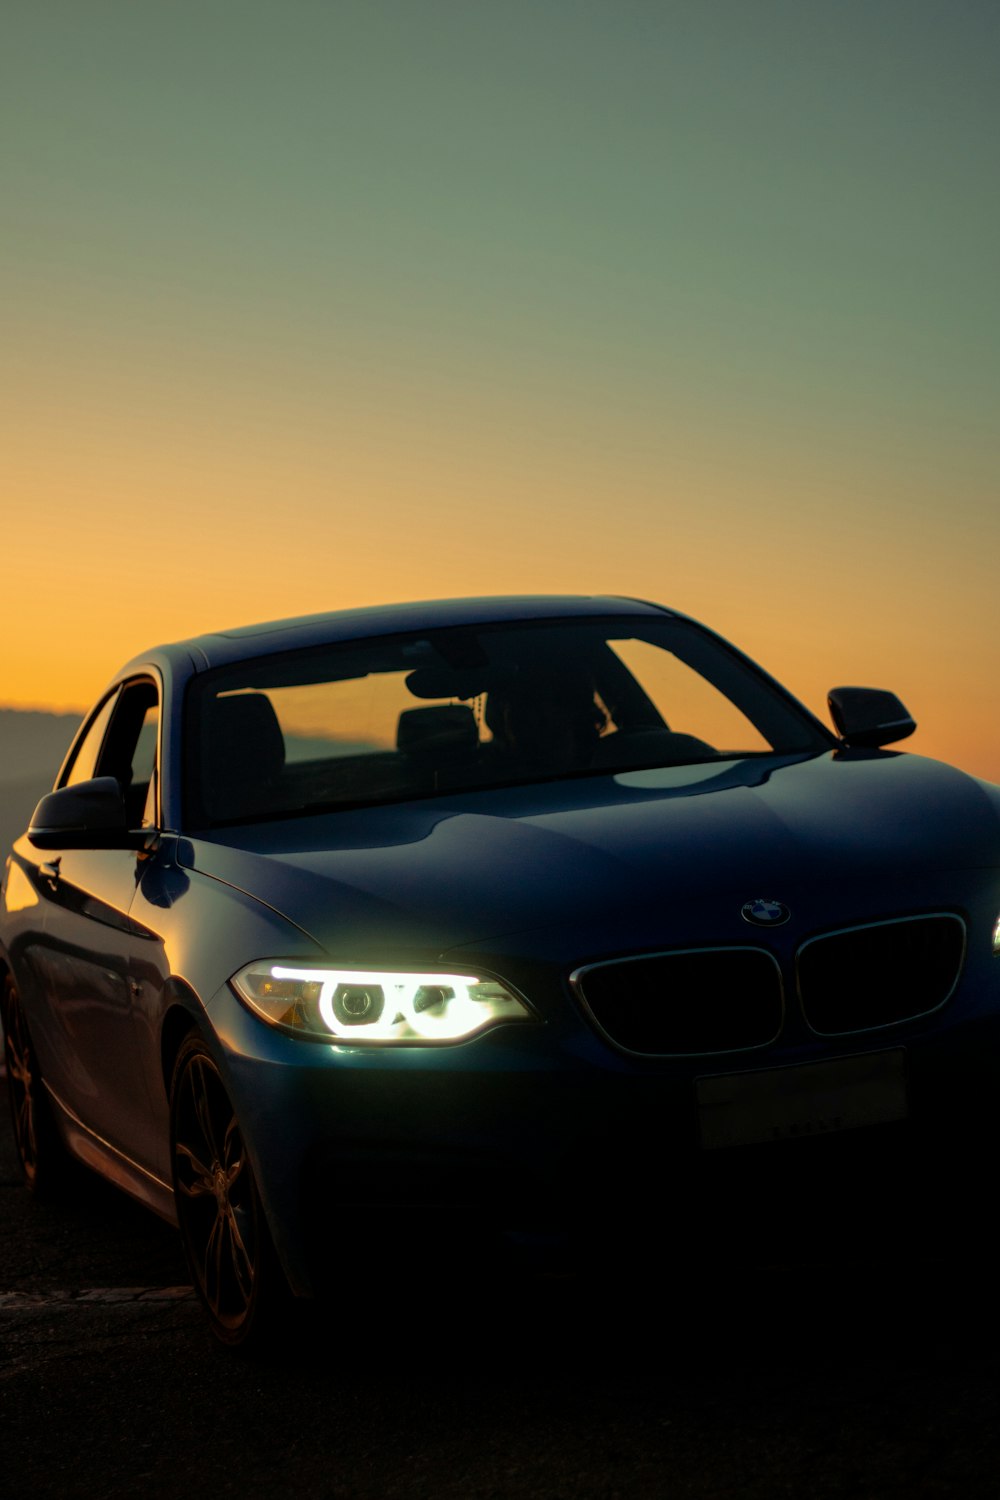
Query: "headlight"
231 962 535 1043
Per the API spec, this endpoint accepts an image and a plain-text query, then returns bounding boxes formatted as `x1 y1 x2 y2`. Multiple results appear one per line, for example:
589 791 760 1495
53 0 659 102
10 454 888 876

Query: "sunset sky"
4 2 998 779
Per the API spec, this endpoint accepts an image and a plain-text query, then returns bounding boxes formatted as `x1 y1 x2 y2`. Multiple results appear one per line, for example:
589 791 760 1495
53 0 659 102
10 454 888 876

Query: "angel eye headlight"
231 963 535 1043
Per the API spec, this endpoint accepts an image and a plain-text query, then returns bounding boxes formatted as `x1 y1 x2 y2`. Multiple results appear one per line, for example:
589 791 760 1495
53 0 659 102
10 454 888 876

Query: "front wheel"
2 974 67 1196
169 1035 290 1348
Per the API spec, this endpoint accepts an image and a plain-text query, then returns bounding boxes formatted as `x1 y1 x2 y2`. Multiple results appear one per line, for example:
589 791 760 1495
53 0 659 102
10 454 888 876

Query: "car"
3 594 999 1345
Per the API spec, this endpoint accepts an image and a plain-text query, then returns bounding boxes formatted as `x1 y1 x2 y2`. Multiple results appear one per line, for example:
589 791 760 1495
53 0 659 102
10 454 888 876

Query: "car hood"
175 751 1000 960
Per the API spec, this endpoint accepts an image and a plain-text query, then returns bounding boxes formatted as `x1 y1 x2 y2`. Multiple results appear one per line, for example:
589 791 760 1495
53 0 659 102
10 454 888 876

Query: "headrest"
397 704 478 757
205 693 285 767
201 693 286 819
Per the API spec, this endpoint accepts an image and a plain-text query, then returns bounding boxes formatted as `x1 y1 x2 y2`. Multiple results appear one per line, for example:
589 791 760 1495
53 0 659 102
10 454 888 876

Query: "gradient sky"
4 2 998 778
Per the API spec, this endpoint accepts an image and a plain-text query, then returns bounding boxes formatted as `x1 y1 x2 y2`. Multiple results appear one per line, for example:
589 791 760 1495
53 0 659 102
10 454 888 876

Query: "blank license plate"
697 1050 908 1150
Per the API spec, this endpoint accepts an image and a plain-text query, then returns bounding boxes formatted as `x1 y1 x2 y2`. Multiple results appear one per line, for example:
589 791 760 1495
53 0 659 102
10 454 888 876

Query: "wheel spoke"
14 1091 37 1168
223 1114 244 1179
174 1057 225 1195
203 1209 226 1313
174 1141 215 1197
224 1204 255 1301
7 1042 30 1088
189 1057 222 1165
2 983 45 1185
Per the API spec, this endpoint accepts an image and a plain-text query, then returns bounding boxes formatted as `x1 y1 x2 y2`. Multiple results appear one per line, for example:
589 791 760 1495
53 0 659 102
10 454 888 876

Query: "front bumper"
204 971 1000 1298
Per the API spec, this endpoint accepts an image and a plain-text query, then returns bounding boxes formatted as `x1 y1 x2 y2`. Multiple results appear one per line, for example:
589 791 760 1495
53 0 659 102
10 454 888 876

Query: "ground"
3 1076 1000 1498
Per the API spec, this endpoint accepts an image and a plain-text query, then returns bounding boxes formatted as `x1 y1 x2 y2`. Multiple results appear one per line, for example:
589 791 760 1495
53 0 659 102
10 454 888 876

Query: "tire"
169 1034 290 1349
2 974 67 1197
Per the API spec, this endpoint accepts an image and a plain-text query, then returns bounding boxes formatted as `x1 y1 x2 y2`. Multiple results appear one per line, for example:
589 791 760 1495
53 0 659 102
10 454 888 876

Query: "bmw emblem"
741 898 790 927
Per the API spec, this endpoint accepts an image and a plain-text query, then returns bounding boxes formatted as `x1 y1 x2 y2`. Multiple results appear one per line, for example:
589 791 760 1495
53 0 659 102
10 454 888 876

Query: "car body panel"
18 844 151 1148
173 750 1000 956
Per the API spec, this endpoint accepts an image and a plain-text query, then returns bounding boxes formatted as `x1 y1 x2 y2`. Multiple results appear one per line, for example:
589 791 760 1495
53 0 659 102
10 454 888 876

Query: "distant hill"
0 708 82 856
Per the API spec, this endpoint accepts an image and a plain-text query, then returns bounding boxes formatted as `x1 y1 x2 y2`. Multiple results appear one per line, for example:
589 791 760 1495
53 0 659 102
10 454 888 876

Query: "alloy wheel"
170 1037 282 1346
1 975 63 1194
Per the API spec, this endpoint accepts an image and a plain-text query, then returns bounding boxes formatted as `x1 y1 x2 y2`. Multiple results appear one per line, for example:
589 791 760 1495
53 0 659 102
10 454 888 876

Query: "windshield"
183 617 828 827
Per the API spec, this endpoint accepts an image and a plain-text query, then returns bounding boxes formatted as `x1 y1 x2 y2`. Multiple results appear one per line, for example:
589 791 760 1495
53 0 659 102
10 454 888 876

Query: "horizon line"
0 701 87 718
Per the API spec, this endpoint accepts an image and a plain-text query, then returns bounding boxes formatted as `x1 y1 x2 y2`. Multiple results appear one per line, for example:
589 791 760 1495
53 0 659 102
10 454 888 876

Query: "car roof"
120 594 677 678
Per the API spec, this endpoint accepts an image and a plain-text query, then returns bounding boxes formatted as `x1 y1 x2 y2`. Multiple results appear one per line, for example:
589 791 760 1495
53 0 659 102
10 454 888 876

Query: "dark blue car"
3 595 998 1344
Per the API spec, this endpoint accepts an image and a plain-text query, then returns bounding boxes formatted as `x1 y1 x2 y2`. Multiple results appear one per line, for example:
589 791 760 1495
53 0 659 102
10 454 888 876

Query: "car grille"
797 914 965 1034
570 949 783 1056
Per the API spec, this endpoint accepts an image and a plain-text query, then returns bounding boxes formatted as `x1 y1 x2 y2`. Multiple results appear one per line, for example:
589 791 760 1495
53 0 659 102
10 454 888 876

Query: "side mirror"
28 776 143 850
828 687 916 749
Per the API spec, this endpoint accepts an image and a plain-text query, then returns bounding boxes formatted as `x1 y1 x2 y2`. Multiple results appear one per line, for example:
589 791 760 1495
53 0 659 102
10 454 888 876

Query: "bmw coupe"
3 596 998 1345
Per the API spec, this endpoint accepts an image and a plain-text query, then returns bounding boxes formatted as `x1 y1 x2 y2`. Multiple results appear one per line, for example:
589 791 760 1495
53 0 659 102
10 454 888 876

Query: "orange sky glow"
3 3 998 783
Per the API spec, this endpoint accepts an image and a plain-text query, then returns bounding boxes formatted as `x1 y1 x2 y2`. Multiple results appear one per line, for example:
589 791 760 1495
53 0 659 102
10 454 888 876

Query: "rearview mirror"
28 777 144 850
828 687 916 749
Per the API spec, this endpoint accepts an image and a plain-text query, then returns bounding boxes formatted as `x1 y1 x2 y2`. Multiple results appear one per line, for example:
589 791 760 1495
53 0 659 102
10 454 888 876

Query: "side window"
95 680 161 829
63 691 120 788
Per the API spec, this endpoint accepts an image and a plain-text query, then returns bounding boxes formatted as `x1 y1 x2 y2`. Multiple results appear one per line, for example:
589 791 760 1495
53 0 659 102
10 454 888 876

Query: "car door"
27 678 161 1154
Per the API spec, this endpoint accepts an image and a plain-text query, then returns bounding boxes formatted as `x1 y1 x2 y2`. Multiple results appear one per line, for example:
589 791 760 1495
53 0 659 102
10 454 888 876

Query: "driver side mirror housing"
828 687 916 749
28 776 147 850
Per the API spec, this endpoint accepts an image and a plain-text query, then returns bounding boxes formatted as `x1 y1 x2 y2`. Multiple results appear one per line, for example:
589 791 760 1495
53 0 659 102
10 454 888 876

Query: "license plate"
696 1050 908 1150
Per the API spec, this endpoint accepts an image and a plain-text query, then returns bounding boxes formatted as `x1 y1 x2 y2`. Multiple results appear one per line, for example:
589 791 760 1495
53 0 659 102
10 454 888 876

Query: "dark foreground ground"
4 1075 1000 1499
